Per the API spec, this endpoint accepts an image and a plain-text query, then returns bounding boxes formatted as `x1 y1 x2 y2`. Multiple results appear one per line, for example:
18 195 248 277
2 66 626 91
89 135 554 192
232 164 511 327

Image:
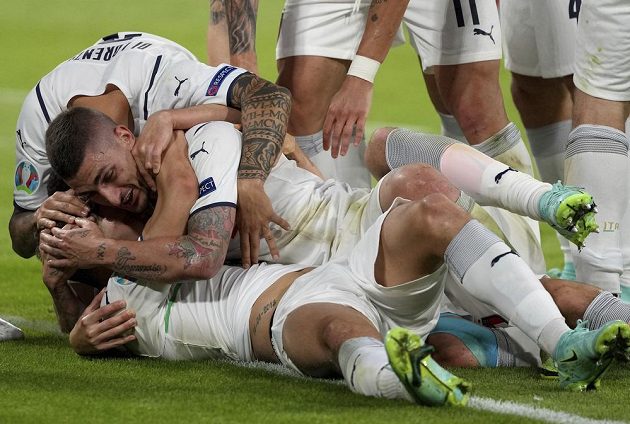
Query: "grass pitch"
2 1 628 423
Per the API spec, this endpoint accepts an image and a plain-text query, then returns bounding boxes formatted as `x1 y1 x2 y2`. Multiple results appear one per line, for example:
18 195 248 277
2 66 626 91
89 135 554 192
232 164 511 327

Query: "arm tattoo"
229 73 291 180
210 0 226 25
96 243 106 260
167 206 235 272
225 0 258 55
114 247 167 279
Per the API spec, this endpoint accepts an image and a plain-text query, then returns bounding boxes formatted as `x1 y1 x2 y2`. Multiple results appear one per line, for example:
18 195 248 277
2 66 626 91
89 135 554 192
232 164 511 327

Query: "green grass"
1 0 622 423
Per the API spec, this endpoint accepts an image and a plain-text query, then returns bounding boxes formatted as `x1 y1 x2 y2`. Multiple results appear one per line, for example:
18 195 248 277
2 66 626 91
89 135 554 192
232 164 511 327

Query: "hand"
35 189 89 232
132 110 175 191
236 179 290 268
39 217 105 269
322 76 373 158
40 229 78 292
69 289 137 355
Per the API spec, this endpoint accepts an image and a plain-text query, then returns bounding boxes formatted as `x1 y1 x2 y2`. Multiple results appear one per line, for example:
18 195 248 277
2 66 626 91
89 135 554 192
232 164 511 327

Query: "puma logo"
174 76 189 96
473 25 495 44
190 141 209 160
490 250 518 267
494 167 517 184
16 129 26 149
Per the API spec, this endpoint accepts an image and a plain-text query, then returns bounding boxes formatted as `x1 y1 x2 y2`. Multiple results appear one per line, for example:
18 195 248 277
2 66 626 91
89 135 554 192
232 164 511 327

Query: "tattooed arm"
323 0 409 157
41 205 236 282
207 0 259 73
227 72 292 267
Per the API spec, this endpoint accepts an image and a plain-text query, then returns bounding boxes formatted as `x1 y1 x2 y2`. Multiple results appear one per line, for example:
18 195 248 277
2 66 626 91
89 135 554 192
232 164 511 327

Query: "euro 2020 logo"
15 160 40 194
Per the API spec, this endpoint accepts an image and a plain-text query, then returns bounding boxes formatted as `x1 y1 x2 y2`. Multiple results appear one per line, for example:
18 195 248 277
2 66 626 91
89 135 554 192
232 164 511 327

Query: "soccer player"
562 0 630 297
41 108 630 395
500 0 579 280
11 31 291 267
275 0 534 189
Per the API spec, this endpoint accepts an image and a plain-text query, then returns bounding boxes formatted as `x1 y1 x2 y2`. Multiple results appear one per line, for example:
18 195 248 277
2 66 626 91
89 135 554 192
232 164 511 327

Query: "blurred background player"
276 0 534 189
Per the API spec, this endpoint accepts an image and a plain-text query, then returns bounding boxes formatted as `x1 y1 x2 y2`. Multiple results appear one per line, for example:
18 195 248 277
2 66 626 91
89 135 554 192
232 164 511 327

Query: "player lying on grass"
40 108 630 394
11 31 291 268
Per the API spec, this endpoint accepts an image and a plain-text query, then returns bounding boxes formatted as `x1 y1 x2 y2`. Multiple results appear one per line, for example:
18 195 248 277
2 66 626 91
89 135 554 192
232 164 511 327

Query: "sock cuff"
582 291 626 330
474 122 521 158
566 125 629 158
295 131 324 158
444 219 503 282
385 128 457 170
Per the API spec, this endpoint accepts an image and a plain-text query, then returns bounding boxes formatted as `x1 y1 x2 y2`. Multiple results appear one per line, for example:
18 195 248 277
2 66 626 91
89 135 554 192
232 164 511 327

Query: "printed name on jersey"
199 177 217 197
14 160 40 194
206 66 237 96
71 40 153 63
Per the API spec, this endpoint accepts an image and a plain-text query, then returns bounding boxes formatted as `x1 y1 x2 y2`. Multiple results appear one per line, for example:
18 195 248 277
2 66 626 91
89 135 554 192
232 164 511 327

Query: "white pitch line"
469 396 628 424
4 316 625 424
0 315 63 336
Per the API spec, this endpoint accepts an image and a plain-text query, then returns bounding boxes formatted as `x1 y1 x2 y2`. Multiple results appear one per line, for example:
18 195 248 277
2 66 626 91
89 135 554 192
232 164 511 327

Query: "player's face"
67 136 149 214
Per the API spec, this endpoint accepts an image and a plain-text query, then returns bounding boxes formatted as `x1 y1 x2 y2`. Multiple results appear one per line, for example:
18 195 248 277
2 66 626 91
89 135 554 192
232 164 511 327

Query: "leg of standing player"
405 0 534 177
567 0 630 295
501 0 579 280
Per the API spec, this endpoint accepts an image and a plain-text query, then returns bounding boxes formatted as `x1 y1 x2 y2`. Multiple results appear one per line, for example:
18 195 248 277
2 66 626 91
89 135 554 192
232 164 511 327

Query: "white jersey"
105 262 306 360
14 32 247 211
226 155 384 267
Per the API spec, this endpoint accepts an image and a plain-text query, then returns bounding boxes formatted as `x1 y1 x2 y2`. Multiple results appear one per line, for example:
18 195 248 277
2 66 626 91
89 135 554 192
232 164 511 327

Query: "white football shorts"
270 199 447 374
277 0 501 71
573 0 630 101
501 0 578 78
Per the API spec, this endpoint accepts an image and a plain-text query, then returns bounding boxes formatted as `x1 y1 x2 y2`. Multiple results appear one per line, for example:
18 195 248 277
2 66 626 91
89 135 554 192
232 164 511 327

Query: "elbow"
187 256 225 281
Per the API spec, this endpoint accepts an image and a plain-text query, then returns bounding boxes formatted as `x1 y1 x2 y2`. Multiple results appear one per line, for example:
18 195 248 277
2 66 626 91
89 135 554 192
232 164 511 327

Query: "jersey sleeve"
186 121 242 215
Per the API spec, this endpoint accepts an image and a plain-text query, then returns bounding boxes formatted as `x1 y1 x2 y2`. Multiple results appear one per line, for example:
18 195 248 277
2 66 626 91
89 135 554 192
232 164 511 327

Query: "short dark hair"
45 107 116 180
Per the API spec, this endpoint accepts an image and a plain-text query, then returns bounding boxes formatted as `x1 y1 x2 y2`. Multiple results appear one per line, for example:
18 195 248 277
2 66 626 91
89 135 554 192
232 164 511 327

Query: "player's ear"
114 125 135 150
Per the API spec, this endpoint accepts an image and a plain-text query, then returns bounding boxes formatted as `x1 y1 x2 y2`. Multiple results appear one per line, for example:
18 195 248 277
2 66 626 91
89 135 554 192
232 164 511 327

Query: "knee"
366 127 397 179
406 194 469 241
381 164 459 204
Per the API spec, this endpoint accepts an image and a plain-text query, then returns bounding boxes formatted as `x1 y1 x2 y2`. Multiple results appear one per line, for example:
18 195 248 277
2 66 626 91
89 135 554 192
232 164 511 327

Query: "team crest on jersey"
206 66 237 96
14 160 40 194
198 177 217 197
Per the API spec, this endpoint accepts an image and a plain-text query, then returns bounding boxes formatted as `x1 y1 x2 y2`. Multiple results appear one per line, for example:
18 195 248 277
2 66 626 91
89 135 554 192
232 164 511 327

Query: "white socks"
565 125 628 293
385 129 552 220
438 112 468 143
445 220 569 354
337 337 411 401
296 131 372 188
